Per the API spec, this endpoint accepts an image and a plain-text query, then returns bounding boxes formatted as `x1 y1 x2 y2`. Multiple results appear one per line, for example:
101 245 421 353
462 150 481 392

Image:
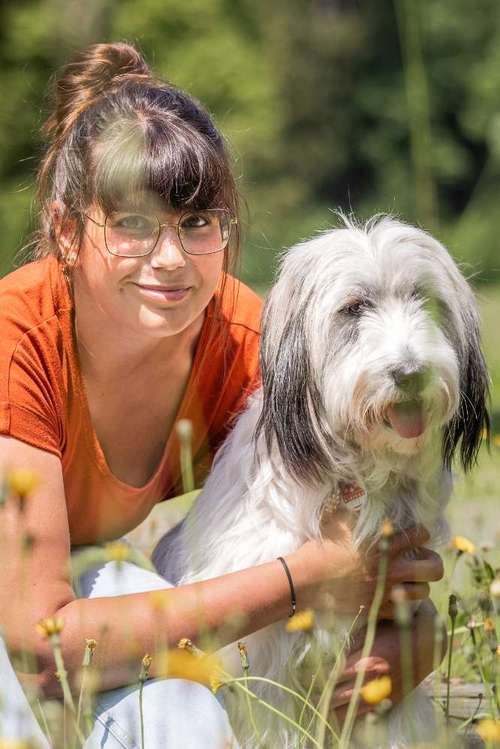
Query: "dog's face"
257 217 490 484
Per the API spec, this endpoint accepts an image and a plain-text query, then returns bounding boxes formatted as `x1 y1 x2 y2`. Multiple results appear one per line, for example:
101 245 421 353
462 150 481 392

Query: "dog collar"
330 482 366 512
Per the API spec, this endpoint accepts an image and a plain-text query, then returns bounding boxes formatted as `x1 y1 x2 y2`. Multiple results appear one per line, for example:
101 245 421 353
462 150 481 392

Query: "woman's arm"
0 437 296 697
0 437 443 700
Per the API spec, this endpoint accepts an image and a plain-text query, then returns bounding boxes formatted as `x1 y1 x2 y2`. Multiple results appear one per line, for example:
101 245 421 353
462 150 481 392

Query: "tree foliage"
0 0 499 284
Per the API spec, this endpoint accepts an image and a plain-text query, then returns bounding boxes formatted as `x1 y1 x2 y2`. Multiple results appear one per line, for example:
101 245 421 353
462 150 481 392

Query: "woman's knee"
86 677 236 748
73 554 173 599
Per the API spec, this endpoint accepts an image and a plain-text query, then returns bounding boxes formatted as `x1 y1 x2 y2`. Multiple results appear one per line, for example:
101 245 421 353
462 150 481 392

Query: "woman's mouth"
134 283 192 302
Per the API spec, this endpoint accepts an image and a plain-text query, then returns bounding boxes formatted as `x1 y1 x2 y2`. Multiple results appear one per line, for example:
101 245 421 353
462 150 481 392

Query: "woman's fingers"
389 548 444 583
334 654 389 686
402 582 430 599
387 525 430 557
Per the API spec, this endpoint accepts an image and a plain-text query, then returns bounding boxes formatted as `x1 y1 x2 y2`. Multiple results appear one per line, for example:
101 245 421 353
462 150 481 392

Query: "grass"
2 286 500 747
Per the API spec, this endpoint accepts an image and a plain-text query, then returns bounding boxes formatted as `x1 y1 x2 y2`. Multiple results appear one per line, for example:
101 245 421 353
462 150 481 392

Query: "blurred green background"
1 0 500 414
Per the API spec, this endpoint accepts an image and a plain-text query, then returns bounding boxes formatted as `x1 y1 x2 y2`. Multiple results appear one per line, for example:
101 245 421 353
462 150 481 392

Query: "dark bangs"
91 101 232 217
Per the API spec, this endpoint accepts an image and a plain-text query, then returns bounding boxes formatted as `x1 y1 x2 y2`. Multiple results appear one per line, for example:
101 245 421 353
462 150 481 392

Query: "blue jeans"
0 554 237 748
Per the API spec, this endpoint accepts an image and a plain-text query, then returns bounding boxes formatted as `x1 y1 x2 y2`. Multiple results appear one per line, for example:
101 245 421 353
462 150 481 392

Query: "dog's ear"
255 290 333 485
443 305 490 472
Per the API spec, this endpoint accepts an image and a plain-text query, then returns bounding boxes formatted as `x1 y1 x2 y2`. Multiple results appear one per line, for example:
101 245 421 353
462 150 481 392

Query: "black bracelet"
277 556 297 618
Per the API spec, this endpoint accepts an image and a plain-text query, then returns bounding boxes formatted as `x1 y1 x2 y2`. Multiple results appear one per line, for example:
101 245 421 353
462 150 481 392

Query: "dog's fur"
153 216 489 748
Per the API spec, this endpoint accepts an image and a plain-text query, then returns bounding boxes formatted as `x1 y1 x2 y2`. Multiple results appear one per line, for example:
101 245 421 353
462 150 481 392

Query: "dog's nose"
391 365 430 394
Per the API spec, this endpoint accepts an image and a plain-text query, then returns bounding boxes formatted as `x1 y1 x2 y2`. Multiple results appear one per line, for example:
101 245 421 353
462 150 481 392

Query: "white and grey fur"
153 215 489 748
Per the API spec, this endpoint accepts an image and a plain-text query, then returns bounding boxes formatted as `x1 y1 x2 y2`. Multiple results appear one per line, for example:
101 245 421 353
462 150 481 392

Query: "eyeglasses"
85 208 237 257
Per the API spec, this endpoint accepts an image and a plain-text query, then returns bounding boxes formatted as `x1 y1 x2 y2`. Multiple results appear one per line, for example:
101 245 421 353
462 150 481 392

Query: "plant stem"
338 545 389 747
222 676 328 748
74 640 97 747
313 606 365 747
445 595 457 721
238 642 262 746
50 633 86 746
139 655 152 749
176 420 195 493
469 626 500 718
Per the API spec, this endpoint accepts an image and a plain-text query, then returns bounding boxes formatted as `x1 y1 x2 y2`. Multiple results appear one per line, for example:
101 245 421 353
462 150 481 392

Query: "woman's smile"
132 282 193 303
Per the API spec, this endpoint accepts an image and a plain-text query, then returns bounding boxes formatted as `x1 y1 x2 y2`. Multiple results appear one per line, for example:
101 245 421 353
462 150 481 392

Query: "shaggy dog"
153 216 489 748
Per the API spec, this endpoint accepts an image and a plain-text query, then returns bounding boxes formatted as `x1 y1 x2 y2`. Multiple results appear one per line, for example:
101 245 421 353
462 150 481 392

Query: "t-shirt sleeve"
0 314 64 458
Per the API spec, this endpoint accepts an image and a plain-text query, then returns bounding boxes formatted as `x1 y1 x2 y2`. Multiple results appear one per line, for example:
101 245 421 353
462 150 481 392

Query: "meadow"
2 283 499 748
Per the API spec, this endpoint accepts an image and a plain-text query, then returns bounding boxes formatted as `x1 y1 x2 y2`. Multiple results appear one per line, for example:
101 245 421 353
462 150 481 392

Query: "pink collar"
330 482 366 512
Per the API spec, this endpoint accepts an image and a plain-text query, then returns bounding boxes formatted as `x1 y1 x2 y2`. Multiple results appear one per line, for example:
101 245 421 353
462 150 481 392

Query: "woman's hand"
332 598 447 722
288 509 444 615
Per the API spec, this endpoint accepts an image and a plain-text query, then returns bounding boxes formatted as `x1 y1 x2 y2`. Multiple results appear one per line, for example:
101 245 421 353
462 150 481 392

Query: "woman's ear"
50 201 79 265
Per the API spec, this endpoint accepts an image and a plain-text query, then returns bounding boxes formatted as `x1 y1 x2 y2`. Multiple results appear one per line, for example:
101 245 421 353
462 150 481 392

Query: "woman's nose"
151 227 186 269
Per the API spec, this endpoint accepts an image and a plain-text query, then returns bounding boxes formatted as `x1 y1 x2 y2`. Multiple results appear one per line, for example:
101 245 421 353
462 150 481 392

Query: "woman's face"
71 203 225 341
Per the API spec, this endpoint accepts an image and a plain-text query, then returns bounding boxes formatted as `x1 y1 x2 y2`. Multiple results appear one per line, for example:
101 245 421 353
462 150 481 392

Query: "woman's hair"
33 42 240 282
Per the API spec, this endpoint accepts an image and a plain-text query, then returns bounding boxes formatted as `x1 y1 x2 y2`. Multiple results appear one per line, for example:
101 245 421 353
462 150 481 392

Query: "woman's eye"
112 214 156 233
181 213 209 231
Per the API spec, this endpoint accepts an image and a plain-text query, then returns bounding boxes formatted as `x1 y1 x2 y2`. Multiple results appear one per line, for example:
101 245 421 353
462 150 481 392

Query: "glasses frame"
84 208 237 257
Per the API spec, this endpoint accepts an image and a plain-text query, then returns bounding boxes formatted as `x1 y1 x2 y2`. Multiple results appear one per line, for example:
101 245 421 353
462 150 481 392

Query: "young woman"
0 42 444 747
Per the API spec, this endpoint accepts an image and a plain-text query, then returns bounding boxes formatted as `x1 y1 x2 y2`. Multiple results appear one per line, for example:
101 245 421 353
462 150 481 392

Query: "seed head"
448 594 458 621
490 578 500 598
36 617 64 638
176 419 193 441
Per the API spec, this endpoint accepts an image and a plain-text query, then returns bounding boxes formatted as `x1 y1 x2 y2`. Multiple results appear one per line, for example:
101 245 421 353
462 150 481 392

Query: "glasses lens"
105 213 159 256
179 209 231 255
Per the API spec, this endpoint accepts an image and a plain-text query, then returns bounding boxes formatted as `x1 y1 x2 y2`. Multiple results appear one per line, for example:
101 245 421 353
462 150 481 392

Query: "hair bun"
44 42 152 141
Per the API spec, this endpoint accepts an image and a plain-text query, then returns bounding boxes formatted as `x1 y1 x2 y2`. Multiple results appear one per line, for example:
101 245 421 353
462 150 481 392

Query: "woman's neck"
73 292 205 385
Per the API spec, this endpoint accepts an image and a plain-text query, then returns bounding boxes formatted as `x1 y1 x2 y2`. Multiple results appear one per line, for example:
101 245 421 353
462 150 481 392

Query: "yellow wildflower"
494 435 500 447
285 609 315 632
360 675 392 705
86 638 97 652
381 519 394 538
156 648 224 692
6 469 39 497
36 616 64 638
490 579 500 598
477 718 500 742
450 536 476 555
484 617 496 633
105 541 130 563
149 590 172 612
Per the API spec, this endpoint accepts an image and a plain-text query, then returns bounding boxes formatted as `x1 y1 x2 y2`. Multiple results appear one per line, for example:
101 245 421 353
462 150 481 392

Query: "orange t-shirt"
0 256 262 545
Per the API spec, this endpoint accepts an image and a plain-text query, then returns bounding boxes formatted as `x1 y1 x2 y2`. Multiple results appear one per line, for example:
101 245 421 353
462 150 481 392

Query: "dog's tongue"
386 401 425 439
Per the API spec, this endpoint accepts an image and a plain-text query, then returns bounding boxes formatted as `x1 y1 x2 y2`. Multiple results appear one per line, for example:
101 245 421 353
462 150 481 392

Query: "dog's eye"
340 300 372 316
409 287 422 301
